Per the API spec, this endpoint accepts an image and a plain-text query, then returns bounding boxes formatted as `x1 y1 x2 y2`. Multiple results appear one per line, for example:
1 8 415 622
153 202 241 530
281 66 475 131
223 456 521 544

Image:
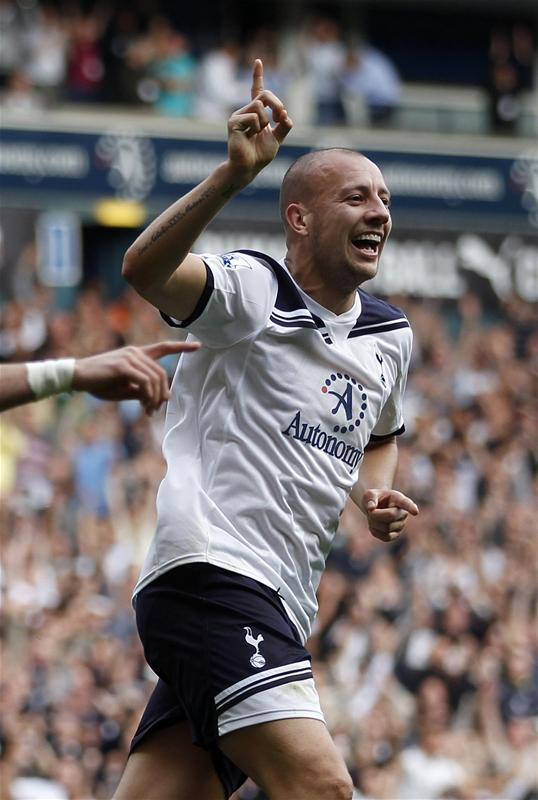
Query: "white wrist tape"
26 358 76 399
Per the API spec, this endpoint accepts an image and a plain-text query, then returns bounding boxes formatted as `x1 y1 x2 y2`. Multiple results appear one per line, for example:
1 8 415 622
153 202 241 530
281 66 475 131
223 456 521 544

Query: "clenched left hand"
361 488 419 542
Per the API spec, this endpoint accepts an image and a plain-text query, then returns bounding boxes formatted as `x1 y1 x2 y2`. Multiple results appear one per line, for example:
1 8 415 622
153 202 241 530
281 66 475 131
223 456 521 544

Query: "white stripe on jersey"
351 317 408 333
271 308 317 321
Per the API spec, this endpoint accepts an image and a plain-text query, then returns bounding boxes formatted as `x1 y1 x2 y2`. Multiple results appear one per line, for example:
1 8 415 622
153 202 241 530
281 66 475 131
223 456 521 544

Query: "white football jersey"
134 250 412 642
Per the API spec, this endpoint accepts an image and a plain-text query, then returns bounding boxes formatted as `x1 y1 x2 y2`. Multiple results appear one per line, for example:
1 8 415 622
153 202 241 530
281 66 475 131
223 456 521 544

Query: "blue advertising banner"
1 127 536 232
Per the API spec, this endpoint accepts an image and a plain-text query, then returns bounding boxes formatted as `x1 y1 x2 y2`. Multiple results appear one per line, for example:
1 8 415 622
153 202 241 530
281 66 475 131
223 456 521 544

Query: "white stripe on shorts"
214 659 312 711
217 677 325 737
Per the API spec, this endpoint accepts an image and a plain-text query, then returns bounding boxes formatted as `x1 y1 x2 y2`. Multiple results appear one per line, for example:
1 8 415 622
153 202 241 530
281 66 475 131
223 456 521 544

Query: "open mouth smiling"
351 232 383 256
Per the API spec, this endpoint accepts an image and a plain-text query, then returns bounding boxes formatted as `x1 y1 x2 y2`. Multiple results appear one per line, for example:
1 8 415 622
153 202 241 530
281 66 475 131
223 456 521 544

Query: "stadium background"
0 0 537 798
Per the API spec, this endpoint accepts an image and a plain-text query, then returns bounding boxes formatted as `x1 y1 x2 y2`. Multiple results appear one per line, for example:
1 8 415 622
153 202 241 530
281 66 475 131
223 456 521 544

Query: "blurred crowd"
486 24 536 135
1 0 533 134
0 240 536 799
0 0 404 128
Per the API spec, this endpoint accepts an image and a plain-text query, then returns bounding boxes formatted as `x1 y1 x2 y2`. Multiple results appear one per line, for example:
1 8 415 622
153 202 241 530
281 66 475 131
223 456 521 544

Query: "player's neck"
284 257 356 316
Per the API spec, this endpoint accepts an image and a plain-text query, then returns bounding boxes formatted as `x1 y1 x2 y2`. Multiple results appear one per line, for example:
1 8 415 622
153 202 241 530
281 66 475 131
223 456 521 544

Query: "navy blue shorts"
131 563 324 798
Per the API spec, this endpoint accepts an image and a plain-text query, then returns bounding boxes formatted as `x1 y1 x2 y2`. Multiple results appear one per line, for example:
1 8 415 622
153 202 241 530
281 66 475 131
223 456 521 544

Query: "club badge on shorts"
243 626 266 668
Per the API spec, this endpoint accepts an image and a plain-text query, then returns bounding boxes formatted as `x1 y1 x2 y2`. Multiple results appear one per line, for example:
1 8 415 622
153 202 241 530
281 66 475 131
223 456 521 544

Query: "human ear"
285 203 309 235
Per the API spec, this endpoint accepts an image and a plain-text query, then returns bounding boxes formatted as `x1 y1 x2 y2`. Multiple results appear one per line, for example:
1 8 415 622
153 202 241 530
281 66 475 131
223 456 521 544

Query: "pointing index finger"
379 491 419 516
397 496 419 516
142 341 201 360
251 58 264 100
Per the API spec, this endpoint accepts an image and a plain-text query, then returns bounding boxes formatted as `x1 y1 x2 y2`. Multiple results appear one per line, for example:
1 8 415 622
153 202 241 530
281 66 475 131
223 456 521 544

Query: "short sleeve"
370 327 413 442
161 251 277 347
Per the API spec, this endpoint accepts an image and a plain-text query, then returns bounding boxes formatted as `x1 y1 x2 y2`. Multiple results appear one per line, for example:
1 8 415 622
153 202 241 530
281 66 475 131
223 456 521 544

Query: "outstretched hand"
227 59 293 178
362 488 419 543
72 341 201 414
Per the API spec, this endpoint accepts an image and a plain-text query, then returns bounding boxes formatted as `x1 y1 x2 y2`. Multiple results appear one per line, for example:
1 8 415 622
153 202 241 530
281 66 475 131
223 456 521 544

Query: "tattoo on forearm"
221 183 239 199
136 188 216 256
136 184 238 256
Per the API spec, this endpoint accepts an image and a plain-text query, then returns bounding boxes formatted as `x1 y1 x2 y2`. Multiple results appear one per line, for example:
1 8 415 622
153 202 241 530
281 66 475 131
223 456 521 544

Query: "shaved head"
279 148 368 224
279 146 392 306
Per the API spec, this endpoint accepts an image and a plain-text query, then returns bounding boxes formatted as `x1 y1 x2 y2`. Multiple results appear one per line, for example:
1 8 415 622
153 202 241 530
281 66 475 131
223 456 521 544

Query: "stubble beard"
309 229 380 295
338 249 380 292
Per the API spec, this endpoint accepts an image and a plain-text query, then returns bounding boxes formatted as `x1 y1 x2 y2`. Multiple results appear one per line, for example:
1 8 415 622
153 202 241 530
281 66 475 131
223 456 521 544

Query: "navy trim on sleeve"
159 311 182 328
368 425 406 443
159 261 214 329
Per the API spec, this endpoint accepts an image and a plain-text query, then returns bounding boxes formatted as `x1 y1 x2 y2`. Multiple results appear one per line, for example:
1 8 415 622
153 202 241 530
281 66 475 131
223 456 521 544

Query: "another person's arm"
0 364 30 412
350 436 418 542
122 59 292 320
0 341 200 413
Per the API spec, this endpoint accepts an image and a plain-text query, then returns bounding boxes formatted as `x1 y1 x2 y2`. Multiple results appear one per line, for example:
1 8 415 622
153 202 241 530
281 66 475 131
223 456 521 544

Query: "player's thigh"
219 717 353 800
113 721 222 800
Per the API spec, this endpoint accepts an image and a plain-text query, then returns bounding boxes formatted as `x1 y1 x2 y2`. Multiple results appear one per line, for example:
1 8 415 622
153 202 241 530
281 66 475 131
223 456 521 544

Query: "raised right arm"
122 60 292 321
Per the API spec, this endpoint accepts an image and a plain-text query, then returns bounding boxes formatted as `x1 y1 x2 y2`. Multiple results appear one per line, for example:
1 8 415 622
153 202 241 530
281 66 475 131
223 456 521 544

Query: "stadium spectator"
21 3 68 105
301 15 347 125
397 717 466 798
241 28 289 101
0 0 25 86
65 11 106 103
149 30 197 117
194 41 248 122
341 42 402 127
101 7 144 105
0 69 43 111
126 17 197 115
486 26 530 135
